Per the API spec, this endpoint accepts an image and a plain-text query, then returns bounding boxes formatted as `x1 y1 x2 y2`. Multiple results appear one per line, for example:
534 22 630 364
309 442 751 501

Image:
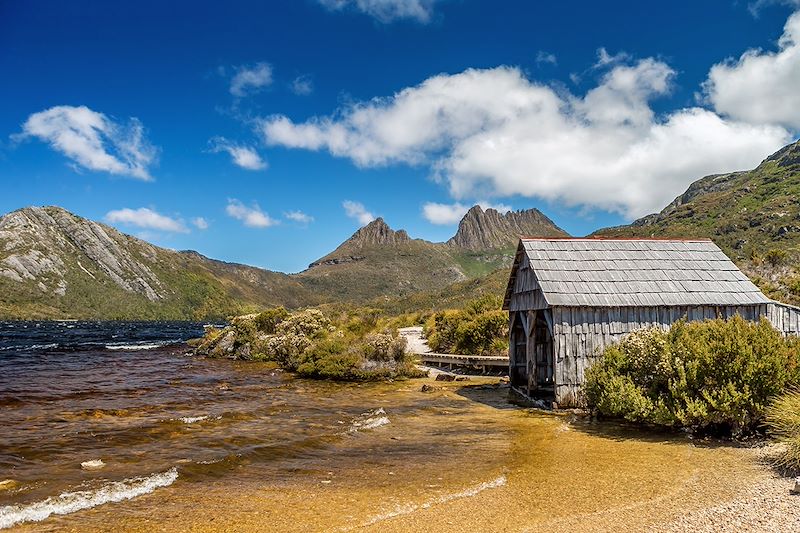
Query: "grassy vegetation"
765 390 800 470
192 307 425 381
585 316 800 436
423 295 508 356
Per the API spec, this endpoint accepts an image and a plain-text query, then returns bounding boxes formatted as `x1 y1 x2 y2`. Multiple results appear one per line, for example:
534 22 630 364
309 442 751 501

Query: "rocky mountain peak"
447 205 567 250
346 218 411 247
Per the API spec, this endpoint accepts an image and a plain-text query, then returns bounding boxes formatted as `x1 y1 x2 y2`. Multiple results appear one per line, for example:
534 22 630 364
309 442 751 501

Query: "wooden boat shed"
503 237 800 407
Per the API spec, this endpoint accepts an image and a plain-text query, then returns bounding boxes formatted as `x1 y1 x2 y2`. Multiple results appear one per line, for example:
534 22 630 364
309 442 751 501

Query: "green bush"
425 296 508 356
193 307 421 381
585 316 799 436
765 248 788 267
254 307 290 334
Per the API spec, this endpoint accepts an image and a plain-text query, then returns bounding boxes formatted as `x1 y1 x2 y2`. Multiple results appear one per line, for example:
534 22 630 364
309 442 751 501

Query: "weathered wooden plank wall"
509 261 548 311
766 302 800 335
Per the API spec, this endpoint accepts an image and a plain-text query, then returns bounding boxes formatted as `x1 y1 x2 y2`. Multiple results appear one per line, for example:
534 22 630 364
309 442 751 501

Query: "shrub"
193 307 419 382
765 248 788 267
254 307 289 334
585 316 798 436
425 296 508 356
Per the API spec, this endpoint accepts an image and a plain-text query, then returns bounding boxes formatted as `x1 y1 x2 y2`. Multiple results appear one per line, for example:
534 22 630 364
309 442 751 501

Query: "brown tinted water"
0 322 762 532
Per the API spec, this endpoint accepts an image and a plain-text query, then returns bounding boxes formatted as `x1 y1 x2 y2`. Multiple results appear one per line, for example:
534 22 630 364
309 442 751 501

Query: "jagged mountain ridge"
447 205 567 250
296 206 567 302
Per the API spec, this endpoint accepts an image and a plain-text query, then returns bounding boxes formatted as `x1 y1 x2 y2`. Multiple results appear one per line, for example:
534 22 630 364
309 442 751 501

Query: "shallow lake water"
0 322 762 532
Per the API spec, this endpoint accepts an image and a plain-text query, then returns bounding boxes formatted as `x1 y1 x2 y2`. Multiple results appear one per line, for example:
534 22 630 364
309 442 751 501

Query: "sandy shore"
654 445 800 533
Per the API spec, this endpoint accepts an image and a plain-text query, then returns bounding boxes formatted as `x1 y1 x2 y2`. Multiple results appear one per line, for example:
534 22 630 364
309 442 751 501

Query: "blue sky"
2 0 799 273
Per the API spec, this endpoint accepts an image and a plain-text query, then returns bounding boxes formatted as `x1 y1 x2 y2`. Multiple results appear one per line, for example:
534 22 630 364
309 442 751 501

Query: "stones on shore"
434 373 470 382
81 459 105 470
790 478 800 495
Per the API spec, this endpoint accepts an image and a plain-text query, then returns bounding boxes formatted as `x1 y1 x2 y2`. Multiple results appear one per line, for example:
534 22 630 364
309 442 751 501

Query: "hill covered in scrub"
595 139 800 305
0 204 563 319
0 206 319 319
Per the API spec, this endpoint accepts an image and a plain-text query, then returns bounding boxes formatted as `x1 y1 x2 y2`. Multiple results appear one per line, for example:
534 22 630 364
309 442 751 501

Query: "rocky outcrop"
447 206 567 250
765 139 800 168
0 206 165 300
344 218 411 247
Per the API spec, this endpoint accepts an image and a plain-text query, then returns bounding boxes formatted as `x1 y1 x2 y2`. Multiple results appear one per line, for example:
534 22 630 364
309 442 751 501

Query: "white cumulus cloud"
285 210 314 224
260 60 790 219
317 0 439 23
226 199 277 228
192 217 209 230
230 62 273 97
342 200 375 225
16 105 157 180
704 10 800 130
209 136 267 170
422 201 511 225
105 207 188 233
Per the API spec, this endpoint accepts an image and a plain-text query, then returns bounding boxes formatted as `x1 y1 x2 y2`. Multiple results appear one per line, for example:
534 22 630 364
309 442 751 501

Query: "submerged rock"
212 331 236 357
0 479 18 491
81 459 105 470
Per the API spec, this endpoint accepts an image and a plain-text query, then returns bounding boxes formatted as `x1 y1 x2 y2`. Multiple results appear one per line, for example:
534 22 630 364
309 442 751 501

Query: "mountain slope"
594 139 800 303
0 206 319 319
0 204 567 318
296 207 567 302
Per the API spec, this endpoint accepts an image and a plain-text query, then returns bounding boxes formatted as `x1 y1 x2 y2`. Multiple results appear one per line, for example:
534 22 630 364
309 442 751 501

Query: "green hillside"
595 140 800 304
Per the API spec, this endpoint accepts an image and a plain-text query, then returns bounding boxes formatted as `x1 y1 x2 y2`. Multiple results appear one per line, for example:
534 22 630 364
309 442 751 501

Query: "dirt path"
398 326 431 355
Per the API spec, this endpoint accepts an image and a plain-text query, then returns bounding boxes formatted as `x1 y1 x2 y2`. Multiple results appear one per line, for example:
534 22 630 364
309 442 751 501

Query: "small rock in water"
791 478 800 495
435 373 456 382
420 384 441 392
81 459 105 470
0 479 18 491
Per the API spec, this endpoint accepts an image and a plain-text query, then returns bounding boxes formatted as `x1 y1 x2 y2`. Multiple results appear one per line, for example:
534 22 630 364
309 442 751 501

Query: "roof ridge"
519 236 713 242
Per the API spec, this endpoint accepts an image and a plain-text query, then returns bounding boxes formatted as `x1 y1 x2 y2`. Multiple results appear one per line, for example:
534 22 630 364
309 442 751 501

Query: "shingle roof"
505 238 771 308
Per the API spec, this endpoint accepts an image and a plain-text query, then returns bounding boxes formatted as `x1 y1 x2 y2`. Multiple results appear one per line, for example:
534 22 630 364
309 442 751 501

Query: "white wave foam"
0 343 59 352
178 415 209 424
0 468 178 529
348 408 390 433
360 475 507 527
106 341 171 351
30 343 58 350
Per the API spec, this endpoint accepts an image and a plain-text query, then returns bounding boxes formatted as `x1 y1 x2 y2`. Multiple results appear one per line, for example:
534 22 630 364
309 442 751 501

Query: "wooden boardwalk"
398 327 509 371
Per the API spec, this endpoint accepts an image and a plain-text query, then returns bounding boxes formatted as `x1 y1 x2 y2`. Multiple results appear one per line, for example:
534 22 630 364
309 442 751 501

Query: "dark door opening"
510 314 527 388
532 310 554 392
